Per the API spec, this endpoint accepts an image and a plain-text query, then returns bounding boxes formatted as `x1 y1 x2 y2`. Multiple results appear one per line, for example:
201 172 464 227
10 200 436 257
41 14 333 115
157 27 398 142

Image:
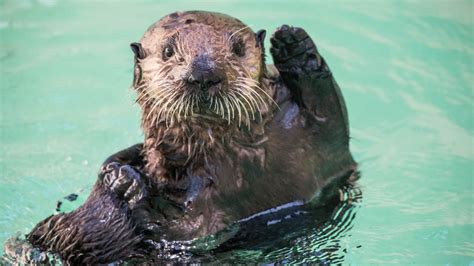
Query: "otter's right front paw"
99 162 148 208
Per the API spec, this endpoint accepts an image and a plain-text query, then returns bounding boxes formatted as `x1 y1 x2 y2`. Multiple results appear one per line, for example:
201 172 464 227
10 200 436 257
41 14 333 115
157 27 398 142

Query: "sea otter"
21 11 357 264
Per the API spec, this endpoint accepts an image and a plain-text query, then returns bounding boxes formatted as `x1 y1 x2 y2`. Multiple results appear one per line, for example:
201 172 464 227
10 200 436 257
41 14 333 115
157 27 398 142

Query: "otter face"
132 11 270 127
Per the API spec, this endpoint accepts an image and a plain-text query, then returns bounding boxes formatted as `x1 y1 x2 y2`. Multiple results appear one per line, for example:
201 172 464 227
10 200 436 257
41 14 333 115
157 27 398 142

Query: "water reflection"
207 185 362 264
126 184 363 264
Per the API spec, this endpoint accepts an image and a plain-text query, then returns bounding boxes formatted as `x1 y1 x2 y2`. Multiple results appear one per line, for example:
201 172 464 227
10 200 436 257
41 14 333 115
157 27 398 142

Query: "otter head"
131 11 270 129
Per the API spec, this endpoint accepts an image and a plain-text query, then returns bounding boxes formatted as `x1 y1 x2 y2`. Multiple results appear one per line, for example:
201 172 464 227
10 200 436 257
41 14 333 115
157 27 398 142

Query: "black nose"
186 55 223 90
186 71 223 90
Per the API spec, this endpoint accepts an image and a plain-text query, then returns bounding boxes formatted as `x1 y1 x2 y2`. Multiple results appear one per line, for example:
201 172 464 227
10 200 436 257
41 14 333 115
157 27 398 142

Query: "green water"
1 0 473 264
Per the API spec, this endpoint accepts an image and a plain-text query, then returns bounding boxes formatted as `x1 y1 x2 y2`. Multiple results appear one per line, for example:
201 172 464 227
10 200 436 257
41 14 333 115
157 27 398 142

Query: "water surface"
1 0 473 264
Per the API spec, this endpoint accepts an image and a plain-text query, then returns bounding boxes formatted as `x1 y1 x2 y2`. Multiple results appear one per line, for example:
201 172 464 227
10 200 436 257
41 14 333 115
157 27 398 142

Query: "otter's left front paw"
100 163 148 208
270 25 328 78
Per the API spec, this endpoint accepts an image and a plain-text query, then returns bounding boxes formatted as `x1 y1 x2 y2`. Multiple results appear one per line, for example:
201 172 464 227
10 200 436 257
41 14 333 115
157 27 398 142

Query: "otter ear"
255 30 266 48
130 42 146 60
130 42 144 88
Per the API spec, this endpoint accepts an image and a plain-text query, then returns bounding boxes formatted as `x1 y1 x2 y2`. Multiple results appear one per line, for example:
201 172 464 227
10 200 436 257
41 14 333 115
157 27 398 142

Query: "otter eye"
232 39 245 57
163 45 174 60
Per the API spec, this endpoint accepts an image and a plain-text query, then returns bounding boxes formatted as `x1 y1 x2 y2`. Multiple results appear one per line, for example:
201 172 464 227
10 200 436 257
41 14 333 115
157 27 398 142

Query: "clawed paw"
270 25 323 76
99 162 147 208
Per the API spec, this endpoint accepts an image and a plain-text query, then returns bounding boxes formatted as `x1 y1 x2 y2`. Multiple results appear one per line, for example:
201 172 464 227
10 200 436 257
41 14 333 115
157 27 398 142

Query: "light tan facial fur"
134 11 273 128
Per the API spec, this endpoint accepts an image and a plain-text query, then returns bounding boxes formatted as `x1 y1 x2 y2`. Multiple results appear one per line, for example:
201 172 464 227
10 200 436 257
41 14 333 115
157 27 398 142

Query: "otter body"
23 11 357 264
137 65 356 241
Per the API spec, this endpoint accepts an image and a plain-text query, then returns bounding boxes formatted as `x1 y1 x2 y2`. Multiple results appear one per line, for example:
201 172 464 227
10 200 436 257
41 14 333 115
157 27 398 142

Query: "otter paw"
270 25 326 77
100 163 148 208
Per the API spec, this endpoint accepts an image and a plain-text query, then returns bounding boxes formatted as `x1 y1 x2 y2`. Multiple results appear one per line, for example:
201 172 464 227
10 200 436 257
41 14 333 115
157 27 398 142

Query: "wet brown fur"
27 184 142 264
136 12 271 180
133 11 357 240
22 11 357 264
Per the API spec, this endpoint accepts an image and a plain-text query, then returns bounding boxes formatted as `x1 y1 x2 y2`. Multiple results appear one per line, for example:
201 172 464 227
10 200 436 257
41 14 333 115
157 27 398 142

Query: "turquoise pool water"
1 0 473 264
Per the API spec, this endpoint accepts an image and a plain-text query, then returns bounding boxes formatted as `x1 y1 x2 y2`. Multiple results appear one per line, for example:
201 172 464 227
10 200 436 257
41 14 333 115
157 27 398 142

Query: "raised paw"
99 162 148 208
270 25 326 77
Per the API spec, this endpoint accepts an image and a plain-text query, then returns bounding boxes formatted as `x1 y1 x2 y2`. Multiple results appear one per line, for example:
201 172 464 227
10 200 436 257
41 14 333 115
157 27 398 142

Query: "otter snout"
186 71 222 90
186 55 224 92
